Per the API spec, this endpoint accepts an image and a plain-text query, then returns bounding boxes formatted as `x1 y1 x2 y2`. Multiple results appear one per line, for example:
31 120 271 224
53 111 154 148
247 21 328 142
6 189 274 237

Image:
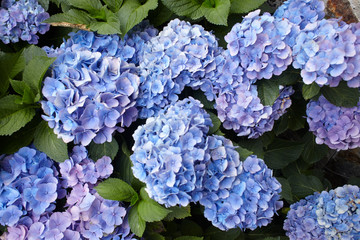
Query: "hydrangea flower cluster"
215 74 294 138
284 185 360 240
200 140 283 231
306 95 360 150
0 146 61 227
42 45 141 146
131 97 213 207
137 19 221 118
224 10 299 82
292 18 358 87
274 0 325 30
0 0 50 44
1 146 135 240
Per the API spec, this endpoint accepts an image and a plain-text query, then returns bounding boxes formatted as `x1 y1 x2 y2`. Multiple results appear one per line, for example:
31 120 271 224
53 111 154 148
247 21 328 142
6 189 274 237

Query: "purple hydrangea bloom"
0 0 50 44
130 97 213 207
292 19 358 87
284 185 360 240
274 0 325 30
224 10 299 82
0 146 60 227
137 19 222 118
306 95 360 150
200 140 283 231
215 69 294 138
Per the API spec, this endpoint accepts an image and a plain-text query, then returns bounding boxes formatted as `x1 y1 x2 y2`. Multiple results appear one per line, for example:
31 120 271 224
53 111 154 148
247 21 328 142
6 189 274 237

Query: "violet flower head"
292 19 358 87
0 0 50 44
200 148 283 231
274 0 325 30
224 10 299 82
137 19 222 118
284 185 360 240
306 95 360 150
131 97 212 207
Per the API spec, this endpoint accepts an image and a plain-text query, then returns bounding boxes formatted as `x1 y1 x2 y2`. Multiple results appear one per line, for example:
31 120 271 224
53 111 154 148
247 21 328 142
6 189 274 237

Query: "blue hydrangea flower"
130 97 213 207
224 10 299 82
200 144 283 231
284 185 360 240
137 19 222 118
306 95 360 150
42 49 140 146
215 69 294 138
274 0 325 30
292 19 358 87
0 0 50 44
0 146 60 227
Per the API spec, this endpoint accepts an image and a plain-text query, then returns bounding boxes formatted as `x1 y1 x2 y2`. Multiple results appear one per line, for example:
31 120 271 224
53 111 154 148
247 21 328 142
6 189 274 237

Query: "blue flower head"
0 0 50 44
131 97 213 207
42 36 143 146
0 146 60 227
200 149 283 231
137 19 222 118
306 95 360 150
292 19 359 87
284 185 360 240
224 10 299 82
274 0 325 30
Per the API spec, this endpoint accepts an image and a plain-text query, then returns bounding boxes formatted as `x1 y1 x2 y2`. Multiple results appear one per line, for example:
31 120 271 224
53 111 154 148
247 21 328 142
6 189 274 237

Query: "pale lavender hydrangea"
224 10 299 82
306 95 360 150
284 185 360 240
137 19 221 118
292 19 358 87
0 0 50 44
0 146 61 227
200 141 283 231
274 0 325 30
215 71 294 138
130 97 212 207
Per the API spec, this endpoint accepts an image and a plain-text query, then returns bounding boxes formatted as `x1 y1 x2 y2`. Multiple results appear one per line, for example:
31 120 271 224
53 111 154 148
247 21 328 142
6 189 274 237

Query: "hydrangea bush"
1 0 360 239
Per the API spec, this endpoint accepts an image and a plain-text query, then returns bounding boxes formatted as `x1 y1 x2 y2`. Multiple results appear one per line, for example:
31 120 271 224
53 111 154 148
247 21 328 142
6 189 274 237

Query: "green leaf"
89 19 121 34
38 0 50 10
117 0 158 36
0 115 40 154
264 139 304 169
276 177 293 203
302 83 320 100
193 90 215 109
301 132 329 164
180 219 203 237
118 140 134 184
200 0 231 25
233 143 253 159
44 9 92 25
321 81 360 107
22 56 55 96
129 204 146 237
88 138 119 160
0 95 36 136
161 0 204 19
175 237 203 240
147 233 165 240
164 205 191 221
138 188 171 222
257 79 280 106
95 178 138 202
208 112 221 134
67 0 102 12
33 121 68 162
230 0 266 13
204 226 241 240
348 176 360 187
0 51 23 95
289 174 324 199
147 1 173 26
103 0 123 12
22 45 48 64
